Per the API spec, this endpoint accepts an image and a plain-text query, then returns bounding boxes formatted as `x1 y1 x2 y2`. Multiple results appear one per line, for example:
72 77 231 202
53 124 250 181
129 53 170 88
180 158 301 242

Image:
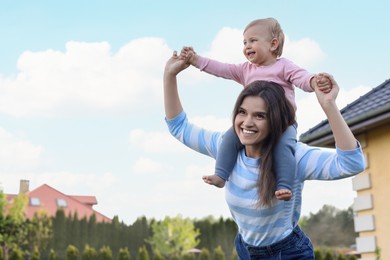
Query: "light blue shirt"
166 111 365 246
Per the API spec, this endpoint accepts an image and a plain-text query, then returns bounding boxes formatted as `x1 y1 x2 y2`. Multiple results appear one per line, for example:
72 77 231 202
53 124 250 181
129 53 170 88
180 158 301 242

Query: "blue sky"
1 1 389 224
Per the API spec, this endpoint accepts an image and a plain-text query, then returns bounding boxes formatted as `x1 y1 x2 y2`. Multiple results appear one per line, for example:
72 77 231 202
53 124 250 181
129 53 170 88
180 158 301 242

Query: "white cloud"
191 115 231 131
129 129 189 154
132 157 163 175
0 127 43 170
0 38 171 117
203 27 244 63
283 36 326 68
0 171 116 195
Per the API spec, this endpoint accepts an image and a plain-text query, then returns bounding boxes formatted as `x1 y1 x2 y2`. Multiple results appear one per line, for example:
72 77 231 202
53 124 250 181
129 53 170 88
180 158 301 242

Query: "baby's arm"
179 46 198 66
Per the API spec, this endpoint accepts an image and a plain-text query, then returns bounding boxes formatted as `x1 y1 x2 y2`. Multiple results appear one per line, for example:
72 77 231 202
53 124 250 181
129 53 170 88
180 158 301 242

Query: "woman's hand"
314 73 339 109
164 51 191 76
163 51 189 119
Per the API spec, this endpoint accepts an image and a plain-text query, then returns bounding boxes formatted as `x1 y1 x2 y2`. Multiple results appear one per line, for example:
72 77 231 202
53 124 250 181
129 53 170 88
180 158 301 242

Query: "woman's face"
234 95 270 158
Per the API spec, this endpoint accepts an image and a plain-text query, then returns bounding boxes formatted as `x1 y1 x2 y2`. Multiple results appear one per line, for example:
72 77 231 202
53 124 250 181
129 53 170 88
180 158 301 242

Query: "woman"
163 51 365 259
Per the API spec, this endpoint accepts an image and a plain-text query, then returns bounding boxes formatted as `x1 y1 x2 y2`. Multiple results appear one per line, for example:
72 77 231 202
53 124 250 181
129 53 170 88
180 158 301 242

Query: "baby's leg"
274 124 297 200
203 127 242 188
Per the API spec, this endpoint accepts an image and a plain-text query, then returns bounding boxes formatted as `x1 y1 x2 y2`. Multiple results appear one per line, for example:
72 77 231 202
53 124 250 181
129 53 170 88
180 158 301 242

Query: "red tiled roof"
6 184 111 223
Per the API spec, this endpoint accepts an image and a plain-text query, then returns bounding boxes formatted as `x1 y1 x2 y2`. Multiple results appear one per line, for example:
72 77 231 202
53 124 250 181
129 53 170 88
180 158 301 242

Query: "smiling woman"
163 51 365 259
234 95 270 150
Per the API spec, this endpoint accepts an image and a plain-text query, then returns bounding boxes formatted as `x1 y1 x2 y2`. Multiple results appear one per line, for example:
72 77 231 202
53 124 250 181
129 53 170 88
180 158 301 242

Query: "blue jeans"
234 226 314 260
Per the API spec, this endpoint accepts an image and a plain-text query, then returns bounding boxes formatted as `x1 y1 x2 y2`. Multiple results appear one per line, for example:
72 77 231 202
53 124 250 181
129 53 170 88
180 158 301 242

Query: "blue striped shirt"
166 111 365 246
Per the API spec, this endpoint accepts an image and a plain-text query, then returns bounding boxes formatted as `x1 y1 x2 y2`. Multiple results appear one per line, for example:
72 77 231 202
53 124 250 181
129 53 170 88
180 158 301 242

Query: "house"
299 79 390 260
5 179 111 223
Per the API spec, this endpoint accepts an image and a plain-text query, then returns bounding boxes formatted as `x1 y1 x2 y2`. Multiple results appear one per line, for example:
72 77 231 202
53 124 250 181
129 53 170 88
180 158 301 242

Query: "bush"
118 247 131 260
83 244 98 260
152 250 164 260
181 253 195 260
9 246 23 260
49 249 59 260
31 246 40 260
137 246 150 260
198 248 211 260
99 246 113 260
66 245 79 260
213 246 225 260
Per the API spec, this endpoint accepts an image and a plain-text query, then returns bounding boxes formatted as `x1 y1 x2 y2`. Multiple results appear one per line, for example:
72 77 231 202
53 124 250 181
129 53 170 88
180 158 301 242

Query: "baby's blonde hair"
244 18 285 57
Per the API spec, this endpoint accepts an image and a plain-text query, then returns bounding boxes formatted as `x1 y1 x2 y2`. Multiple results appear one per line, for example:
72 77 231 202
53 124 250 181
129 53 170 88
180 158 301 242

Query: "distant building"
300 79 390 260
5 179 111 223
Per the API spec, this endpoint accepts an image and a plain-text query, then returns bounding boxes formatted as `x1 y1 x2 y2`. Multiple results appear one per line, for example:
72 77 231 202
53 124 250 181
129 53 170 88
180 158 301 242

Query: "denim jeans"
234 225 314 260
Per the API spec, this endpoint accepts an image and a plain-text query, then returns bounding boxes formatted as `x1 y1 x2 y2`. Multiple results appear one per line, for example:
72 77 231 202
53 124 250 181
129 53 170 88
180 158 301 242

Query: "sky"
0 1 389 225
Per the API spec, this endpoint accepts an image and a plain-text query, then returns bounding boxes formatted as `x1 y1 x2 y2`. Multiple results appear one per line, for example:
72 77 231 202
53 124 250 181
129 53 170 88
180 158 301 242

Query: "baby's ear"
270 38 279 51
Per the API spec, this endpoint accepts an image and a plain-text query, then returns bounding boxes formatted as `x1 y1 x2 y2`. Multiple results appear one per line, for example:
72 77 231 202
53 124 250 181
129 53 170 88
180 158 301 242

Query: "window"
30 197 41 206
56 198 68 208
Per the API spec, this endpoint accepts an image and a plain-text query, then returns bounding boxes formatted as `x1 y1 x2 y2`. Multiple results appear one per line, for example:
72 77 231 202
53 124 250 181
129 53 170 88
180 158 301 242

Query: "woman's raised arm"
163 51 190 119
315 73 358 150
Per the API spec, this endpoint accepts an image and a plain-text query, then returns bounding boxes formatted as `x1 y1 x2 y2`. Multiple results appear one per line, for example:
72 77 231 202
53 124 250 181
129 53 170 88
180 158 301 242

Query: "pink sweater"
195 56 314 110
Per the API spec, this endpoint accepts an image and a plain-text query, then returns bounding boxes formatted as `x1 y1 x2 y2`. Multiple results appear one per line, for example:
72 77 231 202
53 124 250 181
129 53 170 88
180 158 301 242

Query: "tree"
31 246 40 260
212 246 225 260
323 250 333 260
51 209 67 251
300 205 356 247
136 246 150 260
336 253 347 260
199 248 211 260
168 254 179 260
152 250 163 260
230 248 237 260
26 211 53 254
0 192 28 260
181 253 195 260
82 244 98 260
130 216 152 253
8 246 23 260
348 254 358 260
117 247 131 260
48 249 59 260
66 245 79 260
314 248 323 260
98 246 113 260
147 215 200 257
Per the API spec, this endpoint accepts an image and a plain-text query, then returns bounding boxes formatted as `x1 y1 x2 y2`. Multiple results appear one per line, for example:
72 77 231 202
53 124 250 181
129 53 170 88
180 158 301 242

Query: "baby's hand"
316 74 332 93
179 46 196 65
